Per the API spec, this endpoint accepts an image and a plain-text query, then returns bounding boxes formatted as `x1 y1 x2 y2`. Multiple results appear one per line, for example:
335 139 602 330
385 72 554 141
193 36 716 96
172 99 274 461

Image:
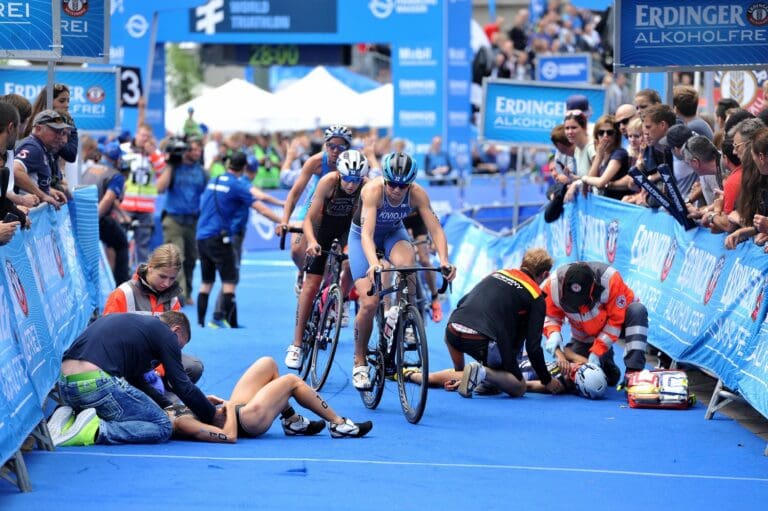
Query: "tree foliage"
167 44 202 106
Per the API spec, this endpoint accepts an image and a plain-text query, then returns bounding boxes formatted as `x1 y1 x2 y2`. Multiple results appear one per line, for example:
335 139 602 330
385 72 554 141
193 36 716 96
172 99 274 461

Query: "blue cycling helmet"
337 150 369 179
382 152 417 185
324 124 352 145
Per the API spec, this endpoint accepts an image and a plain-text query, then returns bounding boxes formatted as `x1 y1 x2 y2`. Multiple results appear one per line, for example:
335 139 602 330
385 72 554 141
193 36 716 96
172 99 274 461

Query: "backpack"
626 369 696 409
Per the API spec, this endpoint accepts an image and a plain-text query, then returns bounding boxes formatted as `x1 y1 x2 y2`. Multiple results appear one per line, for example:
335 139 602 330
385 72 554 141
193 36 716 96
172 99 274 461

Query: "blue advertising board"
60 0 109 62
188 0 336 34
535 53 592 83
615 0 768 71
480 80 606 146
0 67 119 132
0 0 60 59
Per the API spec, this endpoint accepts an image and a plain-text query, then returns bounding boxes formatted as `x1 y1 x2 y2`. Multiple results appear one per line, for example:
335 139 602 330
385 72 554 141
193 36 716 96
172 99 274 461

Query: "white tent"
348 83 393 127
261 66 361 132
165 78 276 134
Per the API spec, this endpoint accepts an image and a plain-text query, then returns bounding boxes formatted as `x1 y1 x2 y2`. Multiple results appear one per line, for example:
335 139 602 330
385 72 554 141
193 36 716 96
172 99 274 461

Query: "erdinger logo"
606 219 619 263
87 86 105 104
747 3 768 25
703 256 726 304
51 231 65 278
63 0 88 17
5 259 28 316
660 238 677 282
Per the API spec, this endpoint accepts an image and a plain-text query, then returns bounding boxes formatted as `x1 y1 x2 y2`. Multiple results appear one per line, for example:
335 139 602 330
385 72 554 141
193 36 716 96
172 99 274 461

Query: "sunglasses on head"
326 142 349 152
385 181 409 190
597 129 615 137
565 109 585 119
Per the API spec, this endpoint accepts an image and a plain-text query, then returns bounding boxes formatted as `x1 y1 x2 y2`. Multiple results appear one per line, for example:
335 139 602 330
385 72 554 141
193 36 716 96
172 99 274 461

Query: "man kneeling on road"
407 248 564 398
48 311 225 446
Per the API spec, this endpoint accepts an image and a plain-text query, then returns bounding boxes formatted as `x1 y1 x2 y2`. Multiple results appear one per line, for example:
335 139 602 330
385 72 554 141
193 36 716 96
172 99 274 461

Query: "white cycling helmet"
337 150 369 179
574 363 608 399
324 124 352 145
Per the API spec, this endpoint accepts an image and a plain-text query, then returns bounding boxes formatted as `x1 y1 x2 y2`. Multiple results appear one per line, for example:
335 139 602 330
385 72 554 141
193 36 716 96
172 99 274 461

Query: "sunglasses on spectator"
565 109 585 119
341 175 362 184
597 129 615 137
326 142 349 152
616 118 631 126
385 181 409 190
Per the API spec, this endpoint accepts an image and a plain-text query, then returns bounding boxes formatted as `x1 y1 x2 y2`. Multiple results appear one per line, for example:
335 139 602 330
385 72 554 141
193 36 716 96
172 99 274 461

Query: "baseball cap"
560 263 597 312
229 151 248 171
566 95 591 116
660 124 693 149
103 141 122 161
33 109 70 129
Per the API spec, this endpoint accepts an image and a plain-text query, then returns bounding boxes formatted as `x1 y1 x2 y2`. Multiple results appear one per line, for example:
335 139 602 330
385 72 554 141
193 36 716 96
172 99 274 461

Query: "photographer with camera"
80 141 132 285
156 136 207 307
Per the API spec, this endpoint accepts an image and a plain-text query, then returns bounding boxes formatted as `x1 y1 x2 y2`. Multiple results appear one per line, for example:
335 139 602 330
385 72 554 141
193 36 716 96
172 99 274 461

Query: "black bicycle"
280 227 346 391
359 265 450 424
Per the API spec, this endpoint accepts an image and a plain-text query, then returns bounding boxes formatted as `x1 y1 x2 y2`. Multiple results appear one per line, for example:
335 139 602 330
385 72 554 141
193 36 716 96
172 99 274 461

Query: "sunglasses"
341 175 361 184
385 181 409 190
565 109 585 119
597 129 615 137
616 117 631 126
326 142 349 152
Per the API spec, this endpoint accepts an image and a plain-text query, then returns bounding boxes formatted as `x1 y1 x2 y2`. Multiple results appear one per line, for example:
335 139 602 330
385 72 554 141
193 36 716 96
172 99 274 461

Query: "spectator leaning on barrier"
660 124 699 201
156 137 208 307
579 114 631 201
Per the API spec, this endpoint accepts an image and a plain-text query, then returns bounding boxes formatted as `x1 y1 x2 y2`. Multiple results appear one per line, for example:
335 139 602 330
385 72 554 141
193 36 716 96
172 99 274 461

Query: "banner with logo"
60 0 109 62
0 67 119 132
0 0 60 59
480 80 606 146
714 69 768 116
445 0 473 176
444 194 768 418
535 53 592 83
615 0 768 72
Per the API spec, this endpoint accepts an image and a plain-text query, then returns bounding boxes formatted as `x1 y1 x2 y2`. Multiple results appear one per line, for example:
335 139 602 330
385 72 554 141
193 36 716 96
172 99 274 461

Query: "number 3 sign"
120 67 143 108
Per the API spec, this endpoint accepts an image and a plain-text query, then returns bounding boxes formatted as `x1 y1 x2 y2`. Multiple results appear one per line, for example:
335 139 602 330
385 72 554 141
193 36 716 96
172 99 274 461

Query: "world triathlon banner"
445 194 768 418
0 195 101 463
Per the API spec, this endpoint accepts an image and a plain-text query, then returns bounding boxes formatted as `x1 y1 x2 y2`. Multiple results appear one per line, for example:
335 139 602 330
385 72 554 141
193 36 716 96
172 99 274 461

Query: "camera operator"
156 136 207 307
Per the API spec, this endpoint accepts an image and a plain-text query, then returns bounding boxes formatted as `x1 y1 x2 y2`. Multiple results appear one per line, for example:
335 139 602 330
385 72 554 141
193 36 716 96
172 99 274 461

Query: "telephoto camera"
165 137 189 165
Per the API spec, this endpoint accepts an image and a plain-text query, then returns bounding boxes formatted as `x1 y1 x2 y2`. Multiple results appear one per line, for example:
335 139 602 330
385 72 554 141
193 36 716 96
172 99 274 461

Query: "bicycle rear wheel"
310 285 342 391
359 312 386 409
396 304 429 424
299 298 321 380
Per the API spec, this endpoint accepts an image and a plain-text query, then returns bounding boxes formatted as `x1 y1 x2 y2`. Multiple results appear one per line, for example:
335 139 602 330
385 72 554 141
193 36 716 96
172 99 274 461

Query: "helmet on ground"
574 363 608 399
337 150 369 179
382 152 418 185
324 125 352 145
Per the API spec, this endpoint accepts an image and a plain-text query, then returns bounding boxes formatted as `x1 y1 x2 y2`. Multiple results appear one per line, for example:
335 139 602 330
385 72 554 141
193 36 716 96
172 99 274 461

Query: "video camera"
165 136 189 165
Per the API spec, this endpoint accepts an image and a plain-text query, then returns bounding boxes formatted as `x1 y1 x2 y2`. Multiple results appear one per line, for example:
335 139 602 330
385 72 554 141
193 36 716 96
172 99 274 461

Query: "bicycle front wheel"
299 298 321 380
395 304 429 424
310 285 342 391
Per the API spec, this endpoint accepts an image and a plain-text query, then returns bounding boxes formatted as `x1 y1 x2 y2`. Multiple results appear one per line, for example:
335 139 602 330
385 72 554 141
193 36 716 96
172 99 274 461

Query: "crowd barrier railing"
0 185 108 491
445 193 768 424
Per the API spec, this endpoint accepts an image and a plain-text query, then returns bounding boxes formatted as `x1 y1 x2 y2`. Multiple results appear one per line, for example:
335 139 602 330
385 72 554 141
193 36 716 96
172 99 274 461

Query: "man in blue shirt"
196 151 281 328
157 137 208 306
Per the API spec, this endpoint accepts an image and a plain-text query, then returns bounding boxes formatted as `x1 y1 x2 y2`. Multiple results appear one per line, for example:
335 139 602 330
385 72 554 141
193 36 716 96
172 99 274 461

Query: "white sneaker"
330 417 373 438
285 345 303 369
352 365 372 390
47 406 74 438
340 301 350 327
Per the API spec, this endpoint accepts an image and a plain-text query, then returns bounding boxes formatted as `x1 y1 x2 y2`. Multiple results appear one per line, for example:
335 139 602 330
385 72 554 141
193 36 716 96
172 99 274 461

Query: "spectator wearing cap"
542 261 649 387
156 137 207 307
660 124 699 201
80 141 131 285
195 151 278 328
23 84 78 164
13 109 70 209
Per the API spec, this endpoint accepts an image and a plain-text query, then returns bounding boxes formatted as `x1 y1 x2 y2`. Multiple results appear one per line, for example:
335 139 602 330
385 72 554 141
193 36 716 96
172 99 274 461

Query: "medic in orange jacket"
541 261 648 386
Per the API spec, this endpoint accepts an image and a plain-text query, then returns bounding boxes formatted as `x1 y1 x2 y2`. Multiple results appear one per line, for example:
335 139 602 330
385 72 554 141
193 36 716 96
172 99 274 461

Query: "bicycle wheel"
360 311 386 409
299 297 321 380
396 304 429 424
310 285 342 391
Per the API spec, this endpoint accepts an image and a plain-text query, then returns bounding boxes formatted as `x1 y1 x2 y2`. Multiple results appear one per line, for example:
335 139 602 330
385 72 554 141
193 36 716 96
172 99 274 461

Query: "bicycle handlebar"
279 226 304 250
366 265 452 296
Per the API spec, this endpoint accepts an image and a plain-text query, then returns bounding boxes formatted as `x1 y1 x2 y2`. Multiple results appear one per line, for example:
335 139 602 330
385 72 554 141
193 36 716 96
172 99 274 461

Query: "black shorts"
235 404 260 438
445 327 522 380
197 236 238 284
402 213 427 238
99 215 128 250
306 226 348 276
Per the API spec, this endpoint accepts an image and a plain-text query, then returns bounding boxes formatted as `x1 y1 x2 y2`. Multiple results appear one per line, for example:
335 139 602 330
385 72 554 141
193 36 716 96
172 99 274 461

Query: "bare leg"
291 274 322 346
483 367 526 397
408 368 463 388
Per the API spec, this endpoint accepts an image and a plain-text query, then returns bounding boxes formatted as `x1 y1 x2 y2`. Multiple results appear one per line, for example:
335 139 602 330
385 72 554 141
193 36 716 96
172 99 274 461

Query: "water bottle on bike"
383 306 399 349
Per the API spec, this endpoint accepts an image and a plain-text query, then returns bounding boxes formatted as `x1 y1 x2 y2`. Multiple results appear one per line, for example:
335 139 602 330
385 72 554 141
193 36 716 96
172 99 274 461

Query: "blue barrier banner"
0 67 120 132
447 194 768 419
535 53 592 83
0 0 60 59
61 0 108 62
615 0 768 71
480 80 606 146
70 186 106 312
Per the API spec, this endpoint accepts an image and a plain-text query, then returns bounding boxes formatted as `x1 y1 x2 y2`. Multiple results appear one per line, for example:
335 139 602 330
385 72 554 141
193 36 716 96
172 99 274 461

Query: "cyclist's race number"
120 67 143 107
